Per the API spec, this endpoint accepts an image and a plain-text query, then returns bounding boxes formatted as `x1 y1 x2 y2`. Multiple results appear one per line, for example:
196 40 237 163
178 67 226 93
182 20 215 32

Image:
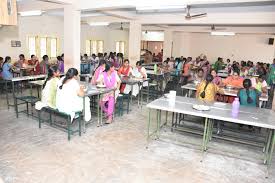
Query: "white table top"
7 74 47 82
181 83 268 102
29 80 45 86
147 96 275 130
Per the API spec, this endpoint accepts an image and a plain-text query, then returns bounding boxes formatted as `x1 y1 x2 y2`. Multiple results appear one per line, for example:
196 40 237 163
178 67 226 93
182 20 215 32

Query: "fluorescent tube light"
19 10 43 16
89 22 110 26
211 31 235 36
136 5 186 11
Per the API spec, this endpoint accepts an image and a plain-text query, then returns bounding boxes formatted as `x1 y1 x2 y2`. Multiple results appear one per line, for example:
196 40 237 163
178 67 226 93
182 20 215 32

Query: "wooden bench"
37 107 82 141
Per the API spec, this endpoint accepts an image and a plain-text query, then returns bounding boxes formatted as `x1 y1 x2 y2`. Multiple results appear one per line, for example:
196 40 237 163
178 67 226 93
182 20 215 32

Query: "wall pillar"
63 4 81 72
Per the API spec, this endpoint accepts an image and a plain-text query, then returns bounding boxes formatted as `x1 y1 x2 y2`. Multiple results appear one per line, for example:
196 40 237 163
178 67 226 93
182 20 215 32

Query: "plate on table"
192 104 210 111
96 84 106 88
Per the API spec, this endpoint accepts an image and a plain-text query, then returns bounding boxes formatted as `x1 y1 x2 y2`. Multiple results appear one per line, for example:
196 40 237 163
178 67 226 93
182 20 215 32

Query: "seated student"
40 55 50 74
97 62 121 124
123 61 147 96
238 79 259 107
0 57 3 78
132 61 147 79
222 70 244 88
250 75 267 93
15 54 26 68
2 56 14 80
118 59 132 93
196 74 223 102
56 68 91 122
57 56 64 74
35 66 60 110
91 59 106 85
193 68 205 84
210 69 222 85
28 55 40 75
41 66 60 108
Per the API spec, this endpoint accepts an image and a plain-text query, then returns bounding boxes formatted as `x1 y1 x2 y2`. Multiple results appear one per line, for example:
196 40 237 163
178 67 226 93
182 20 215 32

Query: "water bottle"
232 97 240 118
154 64 157 74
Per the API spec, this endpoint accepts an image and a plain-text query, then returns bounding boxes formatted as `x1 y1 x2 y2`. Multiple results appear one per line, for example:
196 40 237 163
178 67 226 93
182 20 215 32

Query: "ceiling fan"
208 25 226 31
38 0 66 5
185 5 207 20
109 22 124 30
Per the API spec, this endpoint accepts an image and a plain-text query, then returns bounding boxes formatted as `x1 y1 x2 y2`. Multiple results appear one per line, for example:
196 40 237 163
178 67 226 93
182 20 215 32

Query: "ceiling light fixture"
136 5 186 11
88 22 110 26
211 31 235 36
19 10 43 17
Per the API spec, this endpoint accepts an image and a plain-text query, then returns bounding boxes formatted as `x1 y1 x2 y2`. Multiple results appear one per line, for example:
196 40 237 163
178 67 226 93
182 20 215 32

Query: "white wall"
0 15 129 60
81 24 129 57
0 15 64 60
173 32 275 63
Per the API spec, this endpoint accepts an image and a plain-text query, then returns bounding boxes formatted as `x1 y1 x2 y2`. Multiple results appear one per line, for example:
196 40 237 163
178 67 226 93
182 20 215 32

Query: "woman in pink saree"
97 62 121 124
91 60 106 85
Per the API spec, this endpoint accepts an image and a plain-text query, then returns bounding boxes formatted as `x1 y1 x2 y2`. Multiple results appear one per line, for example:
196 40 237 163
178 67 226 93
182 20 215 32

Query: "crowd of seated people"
81 52 124 73
0 54 65 80
35 53 149 124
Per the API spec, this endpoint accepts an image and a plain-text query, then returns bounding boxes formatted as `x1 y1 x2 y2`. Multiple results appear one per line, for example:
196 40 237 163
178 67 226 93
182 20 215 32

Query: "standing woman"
97 62 121 123
56 68 91 122
2 56 14 80
91 59 106 85
118 59 132 93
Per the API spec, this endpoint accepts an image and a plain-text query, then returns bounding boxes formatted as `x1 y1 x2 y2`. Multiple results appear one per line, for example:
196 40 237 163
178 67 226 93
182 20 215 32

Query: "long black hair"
95 59 106 71
59 68 78 89
4 56 11 65
200 74 213 98
104 62 114 72
43 66 59 89
243 79 253 104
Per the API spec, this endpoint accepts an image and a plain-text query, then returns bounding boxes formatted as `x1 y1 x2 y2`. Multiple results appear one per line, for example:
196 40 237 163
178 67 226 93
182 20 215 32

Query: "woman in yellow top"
196 74 224 102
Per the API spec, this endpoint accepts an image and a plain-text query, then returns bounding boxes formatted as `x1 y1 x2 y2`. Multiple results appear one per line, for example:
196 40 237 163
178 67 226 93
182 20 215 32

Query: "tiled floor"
0 92 275 183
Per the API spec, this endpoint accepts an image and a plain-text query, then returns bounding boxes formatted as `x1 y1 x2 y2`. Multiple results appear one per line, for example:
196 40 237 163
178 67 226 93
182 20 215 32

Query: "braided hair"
42 66 59 89
59 68 78 89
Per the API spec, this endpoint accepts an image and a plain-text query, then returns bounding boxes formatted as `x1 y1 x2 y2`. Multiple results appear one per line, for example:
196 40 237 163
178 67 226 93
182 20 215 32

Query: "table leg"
156 109 160 139
267 130 275 166
83 97 86 133
264 129 272 164
202 118 209 151
147 83 149 103
5 81 9 109
100 94 103 126
146 108 151 146
259 101 263 108
130 85 133 108
12 81 15 111
97 94 100 127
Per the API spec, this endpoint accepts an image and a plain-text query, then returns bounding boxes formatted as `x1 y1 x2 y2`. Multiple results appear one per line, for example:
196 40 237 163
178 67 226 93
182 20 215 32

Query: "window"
27 36 58 59
86 40 104 55
50 38 57 58
28 36 36 57
40 37 47 57
116 41 125 55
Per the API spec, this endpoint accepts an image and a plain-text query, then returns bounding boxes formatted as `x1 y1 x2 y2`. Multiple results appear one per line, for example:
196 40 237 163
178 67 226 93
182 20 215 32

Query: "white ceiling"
16 0 275 34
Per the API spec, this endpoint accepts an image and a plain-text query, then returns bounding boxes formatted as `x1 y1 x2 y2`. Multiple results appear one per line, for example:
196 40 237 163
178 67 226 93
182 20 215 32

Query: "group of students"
0 54 65 80
37 58 148 124
81 52 124 71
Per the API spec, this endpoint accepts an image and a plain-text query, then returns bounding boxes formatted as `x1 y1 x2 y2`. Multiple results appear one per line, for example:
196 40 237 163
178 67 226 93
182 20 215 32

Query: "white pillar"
163 30 173 61
63 5 81 72
128 22 141 66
